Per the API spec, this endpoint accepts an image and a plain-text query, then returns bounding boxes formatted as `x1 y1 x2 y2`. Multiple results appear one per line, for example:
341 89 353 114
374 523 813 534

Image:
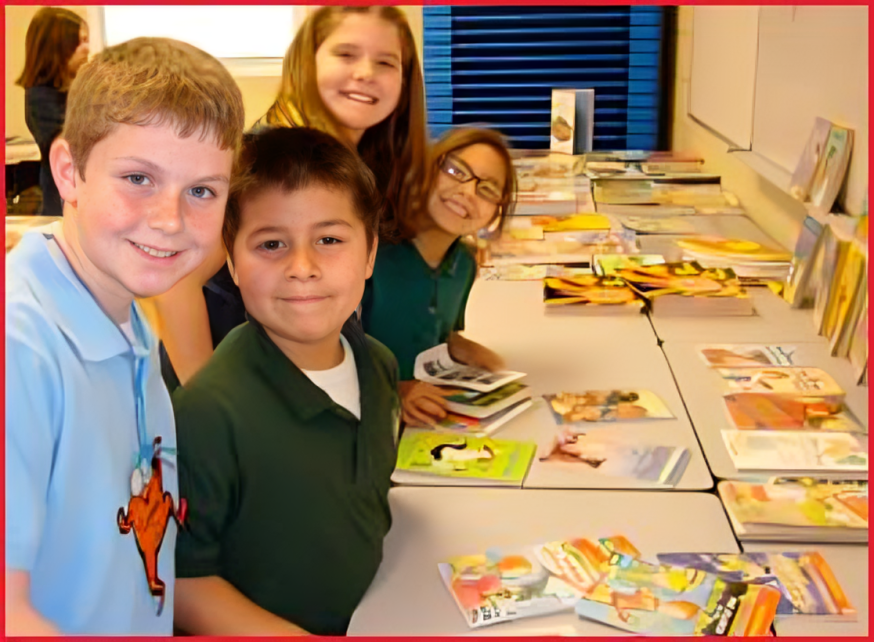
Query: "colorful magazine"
542 275 645 312
717 479 868 542
392 430 535 486
698 344 796 368
723 393 865 433
715 367 844 398
655 552 855 619
721 430 868 475
538 429 690 487
413 343 525 393
433 398 534 436
544 390 674 424
573 552 781 635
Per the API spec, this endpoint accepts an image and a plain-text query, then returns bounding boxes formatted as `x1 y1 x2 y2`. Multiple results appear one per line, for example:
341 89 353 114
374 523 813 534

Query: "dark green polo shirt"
173 318 399 636
362 238 477 380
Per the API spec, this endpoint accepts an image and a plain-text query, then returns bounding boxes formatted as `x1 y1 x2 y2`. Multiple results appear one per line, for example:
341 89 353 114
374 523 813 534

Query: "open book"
414 343 525 393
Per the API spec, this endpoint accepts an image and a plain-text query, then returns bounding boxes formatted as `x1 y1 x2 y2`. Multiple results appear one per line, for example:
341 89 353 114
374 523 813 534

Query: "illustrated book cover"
720 430 868 476
715 367 844 399
444 381 533 419
542 275 645 313
697 344 797 368
432 398 534 437
543 389 674 424
723 393 865 433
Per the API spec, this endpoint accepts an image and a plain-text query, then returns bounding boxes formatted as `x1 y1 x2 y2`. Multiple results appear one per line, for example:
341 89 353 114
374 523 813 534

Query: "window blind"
422 5 671 150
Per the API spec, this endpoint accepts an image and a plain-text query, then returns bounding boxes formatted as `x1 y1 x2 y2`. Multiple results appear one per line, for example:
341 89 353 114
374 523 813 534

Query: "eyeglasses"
439 155 505 205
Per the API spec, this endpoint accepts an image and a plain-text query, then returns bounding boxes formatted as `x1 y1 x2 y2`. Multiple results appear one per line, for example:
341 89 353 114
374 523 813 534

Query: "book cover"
540 213 611 232
617 215 699 235
413 343 525 393
715 367 844 398
723 393 865 433
544 390 673 423
697 344 797 368
847 291 868 385
825 241 867 356
433 398 534 436
444 381 532 419
532 535 641 595
592 253 665 276
573 552 781 636
717 479 868 540
720 430 868 474
809 125 854 217
543 275 645 312
655 552 855 619
538 429 689 487
550 89 577 155
676 237 791 263
789 117 834 202
784 215 825 307
393 430 536 485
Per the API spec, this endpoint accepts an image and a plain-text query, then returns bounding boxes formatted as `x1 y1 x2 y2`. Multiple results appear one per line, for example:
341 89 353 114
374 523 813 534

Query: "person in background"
361 127 518 426
5 37 244 635
173 127 398 636
16 7 90 216
149 5 427 391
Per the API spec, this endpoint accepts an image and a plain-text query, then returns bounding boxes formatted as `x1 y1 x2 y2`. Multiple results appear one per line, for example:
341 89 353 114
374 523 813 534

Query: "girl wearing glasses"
362 127 517 426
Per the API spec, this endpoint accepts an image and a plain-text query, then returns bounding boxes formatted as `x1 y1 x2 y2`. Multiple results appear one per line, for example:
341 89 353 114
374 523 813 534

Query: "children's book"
572 551 781 636
479 264 591 282
717 479 868 543
542 275 645 313
531 535 641 596
540 213 610 232
808 125 854 217
784 215 825 307
616 261 755 316
592 253 665 276
433 398 534 436
720 430 868 476
641 160 705 175
550 88 594 154
413 343 525 393
723 393 865 434
544 390 673 424
484 236 629 266
616 215 699 235
715 367 844 399
596 203 696 217
789 117 834 202
825 241 867 356
655 551 856 619
676 237 792 263
697 344 796 368
847 291 868 385
538 429 690 487
444 382 533 419
392 430 536 487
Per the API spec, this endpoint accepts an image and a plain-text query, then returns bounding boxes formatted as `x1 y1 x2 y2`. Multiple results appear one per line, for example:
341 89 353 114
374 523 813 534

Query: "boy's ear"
226 255 239 286
49 138 79 208
365 235 378 279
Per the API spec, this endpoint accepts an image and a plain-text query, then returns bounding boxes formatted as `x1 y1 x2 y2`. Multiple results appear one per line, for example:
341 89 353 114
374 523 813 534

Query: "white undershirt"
301 335 361 420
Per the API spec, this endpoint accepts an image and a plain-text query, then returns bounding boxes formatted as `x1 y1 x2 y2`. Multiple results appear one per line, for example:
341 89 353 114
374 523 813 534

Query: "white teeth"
133 242 177 258
444 200 468 217
346 92 376 104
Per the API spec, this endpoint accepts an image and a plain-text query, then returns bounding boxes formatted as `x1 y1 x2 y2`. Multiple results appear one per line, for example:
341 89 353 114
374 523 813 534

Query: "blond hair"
263 6 427 240
64 37 245 178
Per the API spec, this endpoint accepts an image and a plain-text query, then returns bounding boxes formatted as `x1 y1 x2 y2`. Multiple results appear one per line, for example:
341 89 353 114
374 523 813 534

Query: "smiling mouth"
443 198 470 219
130 241 179 258
281 295 328 303
342 91 377 105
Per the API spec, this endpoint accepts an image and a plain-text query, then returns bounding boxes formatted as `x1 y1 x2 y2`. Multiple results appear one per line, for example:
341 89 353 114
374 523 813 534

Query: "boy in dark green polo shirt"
172 127 399 636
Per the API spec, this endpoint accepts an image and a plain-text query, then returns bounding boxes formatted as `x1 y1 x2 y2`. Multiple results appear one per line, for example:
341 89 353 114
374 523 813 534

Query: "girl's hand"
448 332 506 372
398 380 452 427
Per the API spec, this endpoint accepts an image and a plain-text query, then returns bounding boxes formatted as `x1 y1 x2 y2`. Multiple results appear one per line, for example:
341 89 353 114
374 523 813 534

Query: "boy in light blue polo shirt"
5 37 244 635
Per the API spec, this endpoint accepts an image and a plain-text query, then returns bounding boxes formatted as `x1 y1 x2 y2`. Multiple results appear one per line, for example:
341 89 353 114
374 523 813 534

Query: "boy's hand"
399 380 452 427
448 333 506 372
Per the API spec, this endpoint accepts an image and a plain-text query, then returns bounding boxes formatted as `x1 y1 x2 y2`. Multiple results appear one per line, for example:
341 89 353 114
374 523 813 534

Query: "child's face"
427 143 507 238
60 122 232 303
231 185 376 352
315 13 403 144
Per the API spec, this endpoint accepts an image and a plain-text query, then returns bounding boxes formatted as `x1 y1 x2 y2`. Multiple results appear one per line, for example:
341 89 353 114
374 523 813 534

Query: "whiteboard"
751 6 868 215
689 6 760 149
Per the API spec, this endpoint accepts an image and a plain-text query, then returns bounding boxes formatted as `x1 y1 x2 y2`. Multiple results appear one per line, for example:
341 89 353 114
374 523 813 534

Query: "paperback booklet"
572 552 781 636
432 398 534 437
808 125 854 218
592 253 665 276
697 344 797 368
717 479 868 543
720 430 868 476
789 117 834 202
676 237 792 263
544 390 674 424
413 343 525 393
715 367 844 399
542 275 645 313
392 430 536 486
655 552 856 619
723 393 865 433
616 215 698 235
538 429 690 487
444 382 533 419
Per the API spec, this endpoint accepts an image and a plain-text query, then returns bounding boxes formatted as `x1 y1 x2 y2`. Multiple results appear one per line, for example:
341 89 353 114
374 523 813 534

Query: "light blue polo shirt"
6 223 178 635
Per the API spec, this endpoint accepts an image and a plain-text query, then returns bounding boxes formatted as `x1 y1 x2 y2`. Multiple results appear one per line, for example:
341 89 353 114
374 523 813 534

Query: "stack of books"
677 236 792 281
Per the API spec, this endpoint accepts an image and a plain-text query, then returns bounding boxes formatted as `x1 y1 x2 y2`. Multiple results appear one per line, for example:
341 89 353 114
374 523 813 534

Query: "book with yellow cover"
543 275 644 313
677 237 791 263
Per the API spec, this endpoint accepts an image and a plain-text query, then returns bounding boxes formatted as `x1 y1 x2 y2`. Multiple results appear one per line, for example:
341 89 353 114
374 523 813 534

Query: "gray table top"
349 487 741 636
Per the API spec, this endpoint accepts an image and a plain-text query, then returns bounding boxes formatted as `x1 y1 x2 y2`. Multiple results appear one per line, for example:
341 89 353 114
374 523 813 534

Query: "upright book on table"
721 430 868 477
413 343 525 393
789 117 834 202
808 124 854 218
717 479 868 543
784 215 825 308
392 430 536 487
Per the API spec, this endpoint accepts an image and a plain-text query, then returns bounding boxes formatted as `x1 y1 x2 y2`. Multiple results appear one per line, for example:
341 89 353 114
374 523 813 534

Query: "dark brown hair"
16 7 85 89
263 6 427 242
391 127 518 241
223 127 383 257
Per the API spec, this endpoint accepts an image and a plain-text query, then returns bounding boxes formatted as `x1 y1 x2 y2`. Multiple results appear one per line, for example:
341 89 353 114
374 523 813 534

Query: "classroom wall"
671 6 809 251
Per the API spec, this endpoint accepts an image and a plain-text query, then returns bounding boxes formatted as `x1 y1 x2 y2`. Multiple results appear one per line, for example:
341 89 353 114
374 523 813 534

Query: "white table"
349 487 741 636
662 341 868 480
741 542 869 637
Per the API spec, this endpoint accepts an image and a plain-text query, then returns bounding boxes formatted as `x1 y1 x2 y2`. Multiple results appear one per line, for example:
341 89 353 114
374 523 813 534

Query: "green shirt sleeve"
173 384 240 578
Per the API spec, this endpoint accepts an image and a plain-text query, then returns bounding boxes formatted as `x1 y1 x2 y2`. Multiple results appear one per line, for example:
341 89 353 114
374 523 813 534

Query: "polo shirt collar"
405 237 467 278
17 224 148 362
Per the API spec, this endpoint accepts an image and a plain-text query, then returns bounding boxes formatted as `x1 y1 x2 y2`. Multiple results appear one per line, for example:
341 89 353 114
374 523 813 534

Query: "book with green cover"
392 430 536 487
444 382 533 419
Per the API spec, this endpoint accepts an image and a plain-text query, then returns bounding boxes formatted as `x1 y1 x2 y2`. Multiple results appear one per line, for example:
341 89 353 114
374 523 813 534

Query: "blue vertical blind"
423 5 667 150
